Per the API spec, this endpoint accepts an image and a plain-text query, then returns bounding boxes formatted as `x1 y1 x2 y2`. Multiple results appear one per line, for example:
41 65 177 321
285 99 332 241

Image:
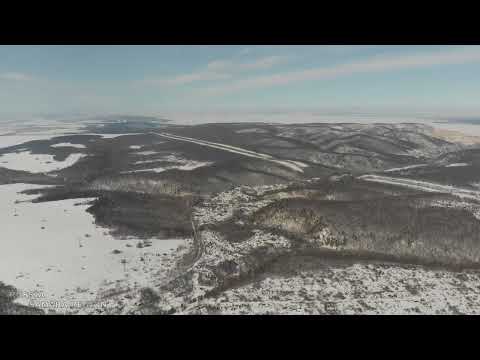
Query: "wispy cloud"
0 72 33 81
203 47 480 95
143 55 290 87
239 47 253 56
206 55 290 72
145 71 231 86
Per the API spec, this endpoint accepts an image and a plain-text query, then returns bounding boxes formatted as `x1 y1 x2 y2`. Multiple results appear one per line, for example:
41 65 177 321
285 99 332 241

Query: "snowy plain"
0 183 185 313
0 151 86 173
51 142 87 149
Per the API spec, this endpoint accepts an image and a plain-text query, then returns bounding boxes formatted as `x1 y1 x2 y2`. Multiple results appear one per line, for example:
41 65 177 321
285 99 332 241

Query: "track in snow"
359 174 480 201
153 132 308 173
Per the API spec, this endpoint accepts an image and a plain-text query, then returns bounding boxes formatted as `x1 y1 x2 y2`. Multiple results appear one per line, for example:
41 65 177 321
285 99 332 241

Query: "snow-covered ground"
0 183 186 314
51 142 87 149
128 153 213 174
181 183 480 315
76 133 142 139
189 262 480 315
235 128 269 134
446 163 470 167
359 174 480 201
0 119 87 150
384 164 428 173
0 151 86 173
0 122 90 173
135 151 160 156
122 161 212 174
122 151 213 174
154 132 308 173
162 110 433 126
428 199 480 221
383 162 470 172
10 132 144 143
1 134 63 150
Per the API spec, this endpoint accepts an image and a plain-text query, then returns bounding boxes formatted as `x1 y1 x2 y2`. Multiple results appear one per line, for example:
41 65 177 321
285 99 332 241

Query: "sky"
1 45 480 119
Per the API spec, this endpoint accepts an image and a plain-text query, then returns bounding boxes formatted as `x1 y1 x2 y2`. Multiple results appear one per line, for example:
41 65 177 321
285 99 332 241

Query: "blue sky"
1 45 480 117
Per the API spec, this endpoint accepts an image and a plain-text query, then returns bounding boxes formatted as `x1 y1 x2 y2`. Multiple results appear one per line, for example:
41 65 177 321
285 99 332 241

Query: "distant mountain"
438 117 480 125
89 114 171 123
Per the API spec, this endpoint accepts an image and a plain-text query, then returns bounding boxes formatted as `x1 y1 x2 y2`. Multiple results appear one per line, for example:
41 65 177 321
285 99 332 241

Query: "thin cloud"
0 72 33 81
206 60 232 72
239 47 253 55
144 71 231 86
206 55 289 72
240 55 290 70
143 55 289 87
203 47 480 95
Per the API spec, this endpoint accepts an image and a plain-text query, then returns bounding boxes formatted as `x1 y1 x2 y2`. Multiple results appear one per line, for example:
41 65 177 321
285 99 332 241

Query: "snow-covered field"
82 133 141 139
51 142 87 149
135 151 159 156
446 163 470 167
154 132 308 173
0 119 86 150
359 174 480 201
191 262 480 315
0 151 86 173
0 183 185 313
123 161 212 174
162 110 432 126
2 132 145 143
128 153 213 173
384 164 428 173
181 183 480 315
130 142 165 150
1 134 63 149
